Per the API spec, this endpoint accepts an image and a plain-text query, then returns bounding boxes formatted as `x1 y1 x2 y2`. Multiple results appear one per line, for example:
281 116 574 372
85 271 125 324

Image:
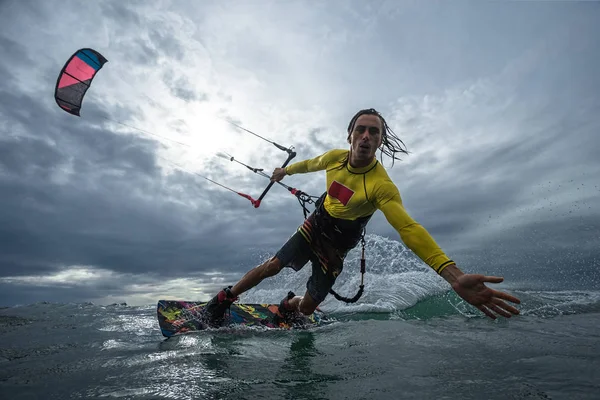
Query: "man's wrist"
439 263 464 285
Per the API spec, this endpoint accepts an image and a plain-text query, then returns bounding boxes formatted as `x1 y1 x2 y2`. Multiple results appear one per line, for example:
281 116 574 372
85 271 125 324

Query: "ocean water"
1 236 599 400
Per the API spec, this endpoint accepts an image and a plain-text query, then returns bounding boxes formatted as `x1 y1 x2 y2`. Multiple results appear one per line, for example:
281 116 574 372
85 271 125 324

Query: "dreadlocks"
346 108 409 167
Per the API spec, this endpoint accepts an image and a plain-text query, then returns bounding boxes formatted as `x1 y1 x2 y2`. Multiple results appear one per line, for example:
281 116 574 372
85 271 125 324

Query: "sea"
1 235 599 400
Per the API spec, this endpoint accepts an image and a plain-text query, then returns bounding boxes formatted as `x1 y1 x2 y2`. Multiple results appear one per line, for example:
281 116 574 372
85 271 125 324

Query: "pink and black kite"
54 48 108 116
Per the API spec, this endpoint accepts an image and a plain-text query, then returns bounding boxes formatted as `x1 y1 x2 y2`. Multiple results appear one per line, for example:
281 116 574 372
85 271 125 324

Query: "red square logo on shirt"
328 181 354 206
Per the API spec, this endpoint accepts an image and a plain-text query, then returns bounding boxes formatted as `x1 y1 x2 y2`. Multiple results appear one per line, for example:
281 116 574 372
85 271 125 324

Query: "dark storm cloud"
0 134 278 279
388 125 600 252
447 213 600 290
375 121 600 283
0 136 62 175
0 284 70 307
0 60 298 293
0 36 30 67
0 36 34 103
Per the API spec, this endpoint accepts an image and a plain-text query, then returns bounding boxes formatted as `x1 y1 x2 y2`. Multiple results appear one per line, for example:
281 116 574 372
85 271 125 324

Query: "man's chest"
325 171 370 207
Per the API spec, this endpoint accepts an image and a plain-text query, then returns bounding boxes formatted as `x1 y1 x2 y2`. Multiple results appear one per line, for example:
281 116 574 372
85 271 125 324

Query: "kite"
54 48 108 116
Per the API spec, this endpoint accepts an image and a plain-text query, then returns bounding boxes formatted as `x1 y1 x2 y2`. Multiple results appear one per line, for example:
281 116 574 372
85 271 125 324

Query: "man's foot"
278 291 299 321
203 286 238 326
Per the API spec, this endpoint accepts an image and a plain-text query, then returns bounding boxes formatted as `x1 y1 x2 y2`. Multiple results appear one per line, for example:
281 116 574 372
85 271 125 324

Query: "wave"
1 289 599 326
2 235 599 322
241 234 600 320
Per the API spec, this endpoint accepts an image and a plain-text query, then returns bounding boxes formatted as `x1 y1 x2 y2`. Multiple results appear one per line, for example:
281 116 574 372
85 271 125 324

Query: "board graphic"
157 300 326 337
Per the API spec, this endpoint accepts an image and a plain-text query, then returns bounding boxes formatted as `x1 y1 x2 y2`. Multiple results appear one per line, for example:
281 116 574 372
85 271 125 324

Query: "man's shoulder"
316 148 348 165
372 163 400 195
324 148 349 159
373 160 394 180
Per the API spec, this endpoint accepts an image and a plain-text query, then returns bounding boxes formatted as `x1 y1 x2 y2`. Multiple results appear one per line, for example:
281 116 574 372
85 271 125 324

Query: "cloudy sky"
1 0 599 306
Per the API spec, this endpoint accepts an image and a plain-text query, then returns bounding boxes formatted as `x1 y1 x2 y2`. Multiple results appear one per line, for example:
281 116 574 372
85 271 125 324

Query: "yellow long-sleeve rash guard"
285 149 454 274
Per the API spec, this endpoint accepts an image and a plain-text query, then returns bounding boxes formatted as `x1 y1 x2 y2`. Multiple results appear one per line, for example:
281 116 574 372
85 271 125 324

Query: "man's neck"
348 151 375 169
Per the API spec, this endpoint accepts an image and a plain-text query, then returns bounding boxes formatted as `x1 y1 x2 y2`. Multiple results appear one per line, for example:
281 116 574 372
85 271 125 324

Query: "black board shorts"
275 229 339 304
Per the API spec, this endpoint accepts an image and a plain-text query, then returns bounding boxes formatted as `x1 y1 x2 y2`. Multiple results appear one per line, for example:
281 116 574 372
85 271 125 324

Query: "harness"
310 193 369 304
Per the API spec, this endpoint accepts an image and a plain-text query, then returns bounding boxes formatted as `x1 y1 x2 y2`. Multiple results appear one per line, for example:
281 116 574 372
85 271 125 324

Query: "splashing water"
241 234 450 314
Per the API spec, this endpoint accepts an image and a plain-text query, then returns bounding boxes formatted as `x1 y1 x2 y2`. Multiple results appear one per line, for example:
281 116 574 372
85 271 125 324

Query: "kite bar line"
159 155 260 207
222 119 294 155
253 149 296 208
220 119 302 208
216 151 320 216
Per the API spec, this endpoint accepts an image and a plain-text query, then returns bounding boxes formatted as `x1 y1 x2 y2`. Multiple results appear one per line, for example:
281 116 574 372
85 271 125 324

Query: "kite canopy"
54 48 107 116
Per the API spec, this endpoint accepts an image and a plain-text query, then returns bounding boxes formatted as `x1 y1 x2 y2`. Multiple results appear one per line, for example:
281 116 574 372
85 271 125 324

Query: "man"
204 108 521 324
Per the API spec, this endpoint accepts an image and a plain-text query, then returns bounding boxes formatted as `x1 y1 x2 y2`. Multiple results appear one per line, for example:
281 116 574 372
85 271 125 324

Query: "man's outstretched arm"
379 197 521 319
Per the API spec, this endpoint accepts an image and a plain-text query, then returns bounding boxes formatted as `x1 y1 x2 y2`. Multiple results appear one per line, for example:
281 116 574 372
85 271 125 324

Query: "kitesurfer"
203 108 521 325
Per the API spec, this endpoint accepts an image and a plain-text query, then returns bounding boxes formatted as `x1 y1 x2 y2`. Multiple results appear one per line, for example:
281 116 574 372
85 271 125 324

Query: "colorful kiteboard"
157 300 327 337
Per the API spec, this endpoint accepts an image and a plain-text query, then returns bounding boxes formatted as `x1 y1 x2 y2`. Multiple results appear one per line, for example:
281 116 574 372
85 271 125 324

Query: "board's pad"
157 300 325 337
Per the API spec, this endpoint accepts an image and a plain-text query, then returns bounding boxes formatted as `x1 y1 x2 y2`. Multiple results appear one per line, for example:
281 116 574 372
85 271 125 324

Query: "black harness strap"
328 231 367 304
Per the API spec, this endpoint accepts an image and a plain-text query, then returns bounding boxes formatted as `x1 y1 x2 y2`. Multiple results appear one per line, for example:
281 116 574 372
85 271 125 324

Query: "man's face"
349 114 383 165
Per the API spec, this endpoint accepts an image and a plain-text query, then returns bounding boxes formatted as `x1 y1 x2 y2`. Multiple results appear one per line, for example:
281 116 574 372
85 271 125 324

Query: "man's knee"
298 294 319 315
259 257 283 278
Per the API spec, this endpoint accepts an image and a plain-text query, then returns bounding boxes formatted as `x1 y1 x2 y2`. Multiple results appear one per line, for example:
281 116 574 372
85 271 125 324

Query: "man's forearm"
440 263 464 286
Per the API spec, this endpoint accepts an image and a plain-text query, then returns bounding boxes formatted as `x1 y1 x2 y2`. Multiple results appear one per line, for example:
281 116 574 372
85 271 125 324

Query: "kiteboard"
157 299 327 337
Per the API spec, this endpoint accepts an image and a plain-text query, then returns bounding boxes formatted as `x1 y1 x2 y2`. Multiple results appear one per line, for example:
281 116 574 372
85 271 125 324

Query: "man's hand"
453 274 521 319
441 265 521 319
271 167 287 182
